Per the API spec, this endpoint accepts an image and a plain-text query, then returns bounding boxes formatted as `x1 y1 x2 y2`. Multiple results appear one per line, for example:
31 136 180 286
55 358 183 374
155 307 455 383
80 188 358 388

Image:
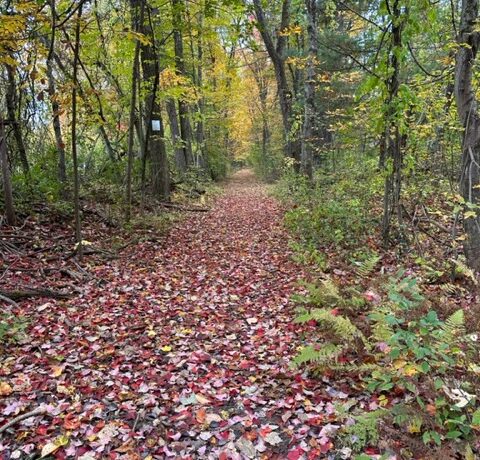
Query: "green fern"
452 258 477 285
294 343 343 365
369 309 394 342
354 254 381 278
296 307 365 342
441 309 465 344
293 278 342 308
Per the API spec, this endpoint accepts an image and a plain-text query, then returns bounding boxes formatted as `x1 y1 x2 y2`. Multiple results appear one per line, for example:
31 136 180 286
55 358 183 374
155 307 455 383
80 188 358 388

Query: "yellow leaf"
41 435 69 458
465 211 477 219
50 366 63 377
196 394 211 404
147 328 156 338
0 381 12 396
403 365 419 377
161 345 172 352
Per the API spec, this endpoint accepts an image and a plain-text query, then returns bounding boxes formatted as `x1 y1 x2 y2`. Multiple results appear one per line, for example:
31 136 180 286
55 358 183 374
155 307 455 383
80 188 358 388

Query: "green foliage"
353 253 380 278
276 156 380 248
0 313 28 348
293 272 480 449
339 409 386 453
289 240 328 270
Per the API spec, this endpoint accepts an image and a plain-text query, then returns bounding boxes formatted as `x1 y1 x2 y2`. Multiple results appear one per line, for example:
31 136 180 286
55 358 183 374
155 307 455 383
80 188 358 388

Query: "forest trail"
0 170 342 459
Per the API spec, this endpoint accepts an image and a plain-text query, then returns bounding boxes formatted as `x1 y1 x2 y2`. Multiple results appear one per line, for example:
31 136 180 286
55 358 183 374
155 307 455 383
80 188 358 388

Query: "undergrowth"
277 161 480 458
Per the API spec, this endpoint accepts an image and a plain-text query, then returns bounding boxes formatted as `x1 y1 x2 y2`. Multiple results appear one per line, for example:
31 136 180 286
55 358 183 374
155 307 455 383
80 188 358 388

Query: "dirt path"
0 170 342 459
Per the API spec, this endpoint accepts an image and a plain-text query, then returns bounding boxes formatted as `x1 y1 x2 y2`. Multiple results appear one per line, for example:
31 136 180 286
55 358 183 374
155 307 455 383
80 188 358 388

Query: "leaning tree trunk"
0 117 16 226
253 0 300 165
454 0 480 270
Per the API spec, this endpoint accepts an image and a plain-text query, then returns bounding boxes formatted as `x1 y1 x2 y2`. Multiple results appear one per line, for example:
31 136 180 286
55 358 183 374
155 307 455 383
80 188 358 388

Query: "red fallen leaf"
219 452 229 460
196 408 206 424
288 447 305 460
306 319 317 326
36 425 48 436
365 447 380 455
320 441 333 453
259 426 272 438
330 308 340 316
64 413 81 430
308 450 322 459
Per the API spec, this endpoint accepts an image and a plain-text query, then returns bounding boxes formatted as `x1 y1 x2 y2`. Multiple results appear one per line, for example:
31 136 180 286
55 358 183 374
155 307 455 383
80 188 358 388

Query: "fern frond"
370 311 394 342
296 308 363 341
355 254 381 278
441 309 465 343
294 343 343 365
452 258 478 285
440 283 460 295
294 278 341 308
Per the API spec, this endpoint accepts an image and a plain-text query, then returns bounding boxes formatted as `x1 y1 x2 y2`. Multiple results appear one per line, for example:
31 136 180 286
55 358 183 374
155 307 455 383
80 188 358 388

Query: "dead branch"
159 202 210 212
0 293 18 308
0 287 72 301
0 407 48 435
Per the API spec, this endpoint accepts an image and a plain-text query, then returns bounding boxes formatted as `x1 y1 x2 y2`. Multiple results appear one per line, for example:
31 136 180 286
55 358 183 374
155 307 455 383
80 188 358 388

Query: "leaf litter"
1 171 361 459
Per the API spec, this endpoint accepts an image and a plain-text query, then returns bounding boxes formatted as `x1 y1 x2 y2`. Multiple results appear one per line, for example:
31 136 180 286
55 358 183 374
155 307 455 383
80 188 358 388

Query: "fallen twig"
159 202 210 212
0 287 72 301
0 407 47 435
0 293 18 308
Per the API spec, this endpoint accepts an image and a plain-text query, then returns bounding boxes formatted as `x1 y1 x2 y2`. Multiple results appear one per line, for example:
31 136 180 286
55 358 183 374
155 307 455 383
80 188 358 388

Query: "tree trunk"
253 0 300 165
0 118 16 226
140 2 170 200
172 0 194 167
71 4 83 258
46 0 67 195
167 99 187 173
301 0 318 180
126 0 144 221
454 0 480 270
5 64 29 177
381 0 405 246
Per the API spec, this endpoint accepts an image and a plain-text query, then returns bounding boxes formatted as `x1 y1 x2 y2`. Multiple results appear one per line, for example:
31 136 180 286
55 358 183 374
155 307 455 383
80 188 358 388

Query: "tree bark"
172 0 194 167
253 0 300 164
454 0 480 270
126 0 144 221
47 0 67 194
167 99 187 173
5 64 29 177
0 118 16 226
301 0 318 180
381 0 405 246
71 3 84 259
140 2 170 200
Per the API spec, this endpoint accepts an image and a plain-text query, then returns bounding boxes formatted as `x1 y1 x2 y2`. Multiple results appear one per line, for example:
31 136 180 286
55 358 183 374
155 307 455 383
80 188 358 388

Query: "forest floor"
0 170 361 459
